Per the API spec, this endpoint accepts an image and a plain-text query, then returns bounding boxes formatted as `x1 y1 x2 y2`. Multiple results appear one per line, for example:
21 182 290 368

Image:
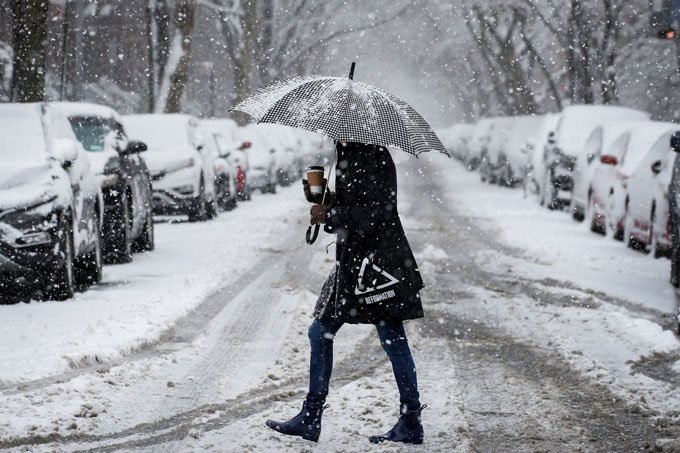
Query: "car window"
69 116 117 152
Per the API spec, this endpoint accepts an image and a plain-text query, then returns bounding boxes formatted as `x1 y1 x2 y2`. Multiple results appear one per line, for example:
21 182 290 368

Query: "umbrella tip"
349 62 356 80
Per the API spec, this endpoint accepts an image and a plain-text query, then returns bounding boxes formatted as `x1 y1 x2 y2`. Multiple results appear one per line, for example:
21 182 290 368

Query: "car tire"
45 215 75 301
188 177 208 222
105 192 133 264
75 211 103 286
132 204 155 252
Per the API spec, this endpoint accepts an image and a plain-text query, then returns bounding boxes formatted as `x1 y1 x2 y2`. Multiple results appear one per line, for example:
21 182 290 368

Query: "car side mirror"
51 139 79 168
651 160 663 175
671 131 680 153
123 140 147 155
219 151 231 158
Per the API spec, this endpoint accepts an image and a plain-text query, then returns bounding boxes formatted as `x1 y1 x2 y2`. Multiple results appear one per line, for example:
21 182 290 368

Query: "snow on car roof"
123 114 196 150
49 102 122 124
556 105 649 155
618 122 679 176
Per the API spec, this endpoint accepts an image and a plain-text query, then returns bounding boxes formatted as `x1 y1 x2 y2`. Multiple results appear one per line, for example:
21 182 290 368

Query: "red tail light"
236 166 246 191
600 155 618 165
240 141 252 150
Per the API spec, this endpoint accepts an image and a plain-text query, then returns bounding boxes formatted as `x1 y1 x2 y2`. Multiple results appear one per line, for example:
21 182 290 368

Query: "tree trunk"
10 0 48 102
159 0 195 113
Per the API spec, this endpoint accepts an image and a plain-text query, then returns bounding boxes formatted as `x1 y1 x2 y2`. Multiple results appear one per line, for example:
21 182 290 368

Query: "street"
1 156 679 452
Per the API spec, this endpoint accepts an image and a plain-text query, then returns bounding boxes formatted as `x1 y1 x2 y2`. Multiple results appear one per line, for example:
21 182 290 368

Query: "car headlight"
0 196 59 241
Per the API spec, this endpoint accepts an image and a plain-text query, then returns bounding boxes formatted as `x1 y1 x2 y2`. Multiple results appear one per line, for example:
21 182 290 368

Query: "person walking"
265 141 426 445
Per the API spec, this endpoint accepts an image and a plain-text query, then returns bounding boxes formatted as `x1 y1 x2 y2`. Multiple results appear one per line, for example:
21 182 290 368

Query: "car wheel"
75 211 103 286
45 215 75 301
105 192 133 264
188 177 208 222
132 204 155 252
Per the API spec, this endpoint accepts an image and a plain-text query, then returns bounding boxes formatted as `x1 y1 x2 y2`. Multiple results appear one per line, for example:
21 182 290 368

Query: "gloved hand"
310 204 330 225
303 179 335 205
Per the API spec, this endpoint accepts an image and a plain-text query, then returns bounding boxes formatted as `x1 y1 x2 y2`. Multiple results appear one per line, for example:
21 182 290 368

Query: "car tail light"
240 141 252 150
600 155 618 165
236 166 246 190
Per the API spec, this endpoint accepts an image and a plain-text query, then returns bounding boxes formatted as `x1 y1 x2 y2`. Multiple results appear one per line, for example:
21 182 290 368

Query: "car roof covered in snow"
594 121 649 158
618 121 679 176
49 102 123 124
123 114 198 150
555 105 649 156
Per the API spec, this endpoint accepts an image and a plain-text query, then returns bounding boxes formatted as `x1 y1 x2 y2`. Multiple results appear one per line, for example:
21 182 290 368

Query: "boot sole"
368 436 423 445
266 421 320 442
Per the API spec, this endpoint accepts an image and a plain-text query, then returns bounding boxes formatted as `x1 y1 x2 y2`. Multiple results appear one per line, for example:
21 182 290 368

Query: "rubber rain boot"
368 404 427 445
265 398 328 442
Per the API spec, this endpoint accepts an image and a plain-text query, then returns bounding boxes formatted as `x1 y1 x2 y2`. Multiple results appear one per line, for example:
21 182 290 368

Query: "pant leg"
375 320 420 412
307 318 343 404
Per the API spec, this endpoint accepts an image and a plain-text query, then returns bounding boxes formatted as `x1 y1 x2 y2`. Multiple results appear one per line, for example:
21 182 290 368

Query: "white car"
480 117 514 184
541 105 649 209
197 124 237 211
522 113 559 201
239 124 278 194
438 123 475 161
589 121 677 240
466 118 497 171
495 115 544 187
202 118 252 201
0 103 102 300
624 125 679 256
571 121 641 222
123 114 217 221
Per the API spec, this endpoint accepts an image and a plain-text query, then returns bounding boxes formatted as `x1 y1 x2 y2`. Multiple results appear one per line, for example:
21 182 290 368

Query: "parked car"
197 124 238 211
466 118 496 171
202 118 252 201
495 115 544 187
0 103 102 300
480 117 514 184
625 126 678 256
541 106 649 210
123 114 217 221
571 122 639 222
668 132 680 291
589 122 677 240
53 102 154 264
439 123 475 161
522 113 559 201
239 124 278 194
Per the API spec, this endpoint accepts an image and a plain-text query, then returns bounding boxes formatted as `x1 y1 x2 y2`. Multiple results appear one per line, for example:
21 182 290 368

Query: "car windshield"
69 116 115 152
0 114 46 162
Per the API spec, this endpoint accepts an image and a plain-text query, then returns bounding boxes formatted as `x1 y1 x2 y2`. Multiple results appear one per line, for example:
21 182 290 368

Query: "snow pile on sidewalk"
0 187 307 383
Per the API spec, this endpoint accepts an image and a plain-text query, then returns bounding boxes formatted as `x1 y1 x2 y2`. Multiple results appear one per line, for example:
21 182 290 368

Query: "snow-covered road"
1 157 680 451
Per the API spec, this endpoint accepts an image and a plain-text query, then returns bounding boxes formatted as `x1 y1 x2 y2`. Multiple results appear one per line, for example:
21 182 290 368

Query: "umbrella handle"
306 224 320 245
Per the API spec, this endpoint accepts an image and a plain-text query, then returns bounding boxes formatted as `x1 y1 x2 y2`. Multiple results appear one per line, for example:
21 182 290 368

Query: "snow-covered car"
52 102 154 264
466 118 496 171
123 114 217 221
571 122 640 222
541 106 649 210
0 103 103 300
202 118 252 201
197 125 237 211
259 124 301 187
668 132 680 291
239 124 278 194
438 123 475 161
521 113 559 201
589 121 677 240
480 117 514 184
495 115 544 187
624 126 678 257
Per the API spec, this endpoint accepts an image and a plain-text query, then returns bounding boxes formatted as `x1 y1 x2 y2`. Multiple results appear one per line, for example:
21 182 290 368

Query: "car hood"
141 148 198 176
0 162 71 212
85 150 119 175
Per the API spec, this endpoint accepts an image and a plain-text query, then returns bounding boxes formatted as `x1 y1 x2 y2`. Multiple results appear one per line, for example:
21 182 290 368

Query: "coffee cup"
306 166 325 194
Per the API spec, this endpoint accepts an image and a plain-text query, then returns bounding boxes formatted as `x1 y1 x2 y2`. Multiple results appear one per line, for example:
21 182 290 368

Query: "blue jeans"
306 318 420 411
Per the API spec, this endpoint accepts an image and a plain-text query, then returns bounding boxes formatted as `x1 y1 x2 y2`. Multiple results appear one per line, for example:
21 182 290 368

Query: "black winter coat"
313 142 424 324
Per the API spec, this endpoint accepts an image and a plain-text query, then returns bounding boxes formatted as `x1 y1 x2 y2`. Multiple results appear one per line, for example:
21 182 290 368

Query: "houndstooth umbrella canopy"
232 75 448 157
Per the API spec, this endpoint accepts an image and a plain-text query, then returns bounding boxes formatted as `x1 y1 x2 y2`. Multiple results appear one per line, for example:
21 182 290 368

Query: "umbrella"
232 62 448 157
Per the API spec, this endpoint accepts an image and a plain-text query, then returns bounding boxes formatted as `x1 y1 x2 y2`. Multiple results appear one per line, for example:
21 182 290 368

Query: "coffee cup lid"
306 165 324 172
